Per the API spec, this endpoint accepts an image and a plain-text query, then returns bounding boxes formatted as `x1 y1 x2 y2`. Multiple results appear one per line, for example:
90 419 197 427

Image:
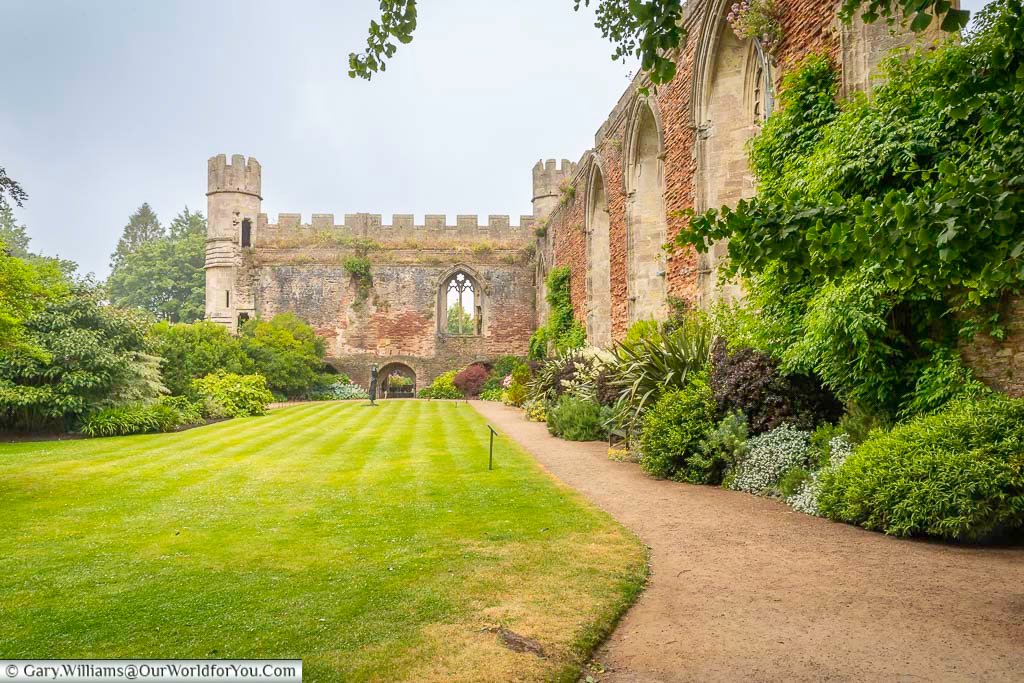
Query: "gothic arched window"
752 41 774 124
440 271 481 336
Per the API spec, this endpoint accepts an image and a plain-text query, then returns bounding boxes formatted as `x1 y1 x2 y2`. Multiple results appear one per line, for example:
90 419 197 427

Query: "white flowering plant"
730 423 811 494
786 434 853 515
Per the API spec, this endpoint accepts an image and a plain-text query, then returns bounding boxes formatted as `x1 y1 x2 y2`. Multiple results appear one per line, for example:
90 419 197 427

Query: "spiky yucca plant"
608 315 712 431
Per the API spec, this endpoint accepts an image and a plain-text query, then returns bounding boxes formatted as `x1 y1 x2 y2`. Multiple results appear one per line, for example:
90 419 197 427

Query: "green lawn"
0 400 645 682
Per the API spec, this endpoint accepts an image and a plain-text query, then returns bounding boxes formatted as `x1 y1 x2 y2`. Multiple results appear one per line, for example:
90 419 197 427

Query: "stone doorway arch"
379 362 417 398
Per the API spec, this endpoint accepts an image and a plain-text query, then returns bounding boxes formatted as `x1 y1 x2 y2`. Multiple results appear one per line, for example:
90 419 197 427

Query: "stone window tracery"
440 270 481 336
752 41 774 124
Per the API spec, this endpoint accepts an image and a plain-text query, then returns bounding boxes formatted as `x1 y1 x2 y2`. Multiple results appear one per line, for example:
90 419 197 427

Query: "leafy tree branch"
349 0 968 86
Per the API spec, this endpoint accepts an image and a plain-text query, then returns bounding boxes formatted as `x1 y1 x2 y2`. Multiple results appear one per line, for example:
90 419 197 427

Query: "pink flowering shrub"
727 0 782 54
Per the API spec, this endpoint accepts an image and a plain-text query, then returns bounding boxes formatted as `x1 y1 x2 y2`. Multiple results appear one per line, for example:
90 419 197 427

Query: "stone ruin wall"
535 0 1024 397
538 0 857 343
204 1 1023 397
248 241 537 390
206 154 537 390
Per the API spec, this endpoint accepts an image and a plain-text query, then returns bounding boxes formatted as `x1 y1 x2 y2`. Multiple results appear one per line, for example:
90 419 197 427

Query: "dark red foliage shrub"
595 366 620 407
710 338 842 434
453 362 491 397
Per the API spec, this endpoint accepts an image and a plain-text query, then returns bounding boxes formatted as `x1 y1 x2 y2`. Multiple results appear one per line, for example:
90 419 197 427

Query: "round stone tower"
531 159 577 222
206 154 261 330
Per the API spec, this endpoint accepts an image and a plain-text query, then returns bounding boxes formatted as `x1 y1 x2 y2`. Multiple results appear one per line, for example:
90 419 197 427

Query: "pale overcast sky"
1 0 990 277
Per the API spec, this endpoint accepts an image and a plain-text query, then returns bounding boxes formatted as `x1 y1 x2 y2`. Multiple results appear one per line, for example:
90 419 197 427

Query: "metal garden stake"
487 424 497 470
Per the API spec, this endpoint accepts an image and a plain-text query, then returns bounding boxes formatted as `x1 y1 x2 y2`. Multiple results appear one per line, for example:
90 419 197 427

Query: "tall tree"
0 205 31 258
349 0 969 88
168 206 206 239
107 207 206 323
0 166 28 213
0 206 78 276
111 203 163 269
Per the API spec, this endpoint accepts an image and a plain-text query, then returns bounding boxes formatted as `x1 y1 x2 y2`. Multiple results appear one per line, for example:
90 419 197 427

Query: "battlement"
255 212 536 247
532 159 578 200
208 154 262 198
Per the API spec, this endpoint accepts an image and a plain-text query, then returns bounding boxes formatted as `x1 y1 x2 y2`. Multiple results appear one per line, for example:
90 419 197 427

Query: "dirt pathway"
471 401 1024 682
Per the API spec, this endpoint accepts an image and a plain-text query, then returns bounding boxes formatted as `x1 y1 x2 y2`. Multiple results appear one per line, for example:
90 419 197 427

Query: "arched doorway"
379 362 416 398
586 161 612 347
625 100 668 323
693 10 773 305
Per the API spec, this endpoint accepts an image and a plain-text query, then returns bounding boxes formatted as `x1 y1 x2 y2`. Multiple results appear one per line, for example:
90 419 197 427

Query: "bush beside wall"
818 396 1024 541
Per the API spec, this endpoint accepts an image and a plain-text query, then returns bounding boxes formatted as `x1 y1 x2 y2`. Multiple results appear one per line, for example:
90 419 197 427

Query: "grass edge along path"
0 400 646 682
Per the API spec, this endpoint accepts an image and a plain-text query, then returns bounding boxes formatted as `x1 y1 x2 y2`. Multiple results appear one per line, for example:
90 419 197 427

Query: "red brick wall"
544 0 843 342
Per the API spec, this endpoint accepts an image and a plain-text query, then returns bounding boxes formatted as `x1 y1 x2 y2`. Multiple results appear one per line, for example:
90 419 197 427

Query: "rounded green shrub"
191 371 274 418
546 396 610 441
417 370 463 399
817 396 1024 541
637 379 716 480
479 387 504 402
157 395 203 425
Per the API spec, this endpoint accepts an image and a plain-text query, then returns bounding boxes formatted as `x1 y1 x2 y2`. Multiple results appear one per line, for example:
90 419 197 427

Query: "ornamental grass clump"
610 315 711 431
79 405 164 437
730 423 811 495
817 396 1024 541
79 395 205 438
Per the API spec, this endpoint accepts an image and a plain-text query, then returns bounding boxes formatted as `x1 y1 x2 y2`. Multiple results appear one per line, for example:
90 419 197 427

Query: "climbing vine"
675 0 1024 417
343 256 373 305
529 266 587 359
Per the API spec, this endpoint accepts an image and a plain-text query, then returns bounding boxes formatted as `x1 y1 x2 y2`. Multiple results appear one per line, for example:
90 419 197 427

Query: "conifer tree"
111 203 163 268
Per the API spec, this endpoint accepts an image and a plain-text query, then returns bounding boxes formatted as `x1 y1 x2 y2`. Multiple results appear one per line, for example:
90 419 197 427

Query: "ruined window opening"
441 271 480 336
586 164 612 347
238 312 250 327
241 218 252 247
752 41 774 124
626 102 668 323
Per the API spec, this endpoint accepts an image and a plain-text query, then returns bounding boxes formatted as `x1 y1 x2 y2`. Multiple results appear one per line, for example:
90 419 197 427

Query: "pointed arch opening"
693 18 770 306
586 163 612 347
437 268 483 336
626 101 668 323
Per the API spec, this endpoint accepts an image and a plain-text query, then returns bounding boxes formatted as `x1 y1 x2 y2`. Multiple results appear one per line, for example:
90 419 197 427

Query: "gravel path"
471 401 1024 682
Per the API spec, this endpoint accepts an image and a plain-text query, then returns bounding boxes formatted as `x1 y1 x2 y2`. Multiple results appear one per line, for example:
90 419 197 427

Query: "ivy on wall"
529 266 587 359
343 256 373 306
675 0 1024 417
